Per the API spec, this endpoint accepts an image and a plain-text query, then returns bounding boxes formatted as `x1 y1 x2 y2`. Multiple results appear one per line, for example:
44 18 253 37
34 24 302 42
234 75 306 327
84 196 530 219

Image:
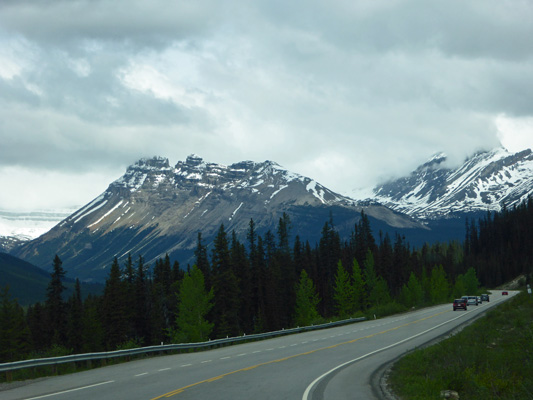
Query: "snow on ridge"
88 200 124 228
70 194 105 221
74 199 108 224
229 202 244 220
270 185 288 199
306 180 326 204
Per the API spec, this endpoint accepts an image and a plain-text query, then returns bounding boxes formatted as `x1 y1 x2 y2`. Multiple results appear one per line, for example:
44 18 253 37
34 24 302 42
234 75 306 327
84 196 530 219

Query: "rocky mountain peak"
12 154 424 281
372 147 533 219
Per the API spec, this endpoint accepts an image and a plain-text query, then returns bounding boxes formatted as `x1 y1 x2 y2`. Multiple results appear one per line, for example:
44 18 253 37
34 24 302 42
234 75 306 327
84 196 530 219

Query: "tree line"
2 203 532 363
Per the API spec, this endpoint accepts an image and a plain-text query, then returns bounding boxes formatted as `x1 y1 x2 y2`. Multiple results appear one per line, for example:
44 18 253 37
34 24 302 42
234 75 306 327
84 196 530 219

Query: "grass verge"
388 292 533 399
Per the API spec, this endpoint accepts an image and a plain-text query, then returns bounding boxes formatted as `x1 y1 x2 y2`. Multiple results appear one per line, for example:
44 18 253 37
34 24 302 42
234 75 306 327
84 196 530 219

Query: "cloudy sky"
1 0 532 212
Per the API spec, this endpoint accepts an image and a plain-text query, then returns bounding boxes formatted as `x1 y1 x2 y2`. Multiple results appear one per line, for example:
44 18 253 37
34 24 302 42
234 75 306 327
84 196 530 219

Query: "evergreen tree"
26 302 47 351
318 220 341 316
0 287 31 362
293 270 321 327
45 255 67 346
231 231 253 333
275 213 296 328
430 265 449 304
400 272 423 308
171 266 214 343
363 249 378 308
333 260 355 318
452 273 467 299
66 279 83 353
463 267 480 295
102 258 129 349
134 255 151 345
351 258 365 312
211 224 240 338
81 295 104 352
195 232 211 289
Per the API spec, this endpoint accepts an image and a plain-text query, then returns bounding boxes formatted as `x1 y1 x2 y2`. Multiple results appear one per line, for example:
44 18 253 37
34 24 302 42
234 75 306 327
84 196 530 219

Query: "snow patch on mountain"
0 208 78 246
371 147 533 219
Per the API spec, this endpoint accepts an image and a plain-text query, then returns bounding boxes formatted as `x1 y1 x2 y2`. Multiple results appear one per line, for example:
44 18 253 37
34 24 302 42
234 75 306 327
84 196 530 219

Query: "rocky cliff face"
372 148 533 219
13 155 423 281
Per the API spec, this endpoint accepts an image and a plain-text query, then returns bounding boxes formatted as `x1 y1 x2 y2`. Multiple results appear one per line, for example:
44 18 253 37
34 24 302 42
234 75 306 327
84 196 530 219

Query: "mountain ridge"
12 155 424 282
371 147 533 220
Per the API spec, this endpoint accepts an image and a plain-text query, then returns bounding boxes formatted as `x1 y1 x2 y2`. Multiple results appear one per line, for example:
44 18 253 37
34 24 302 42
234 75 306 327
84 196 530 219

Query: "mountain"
0 252 103 306
0 209 77 252
12 155 425 282
372 147 533 220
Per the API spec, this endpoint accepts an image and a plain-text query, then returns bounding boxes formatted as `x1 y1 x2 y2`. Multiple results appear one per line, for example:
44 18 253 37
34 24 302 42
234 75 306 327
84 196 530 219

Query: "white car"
462 295 478 306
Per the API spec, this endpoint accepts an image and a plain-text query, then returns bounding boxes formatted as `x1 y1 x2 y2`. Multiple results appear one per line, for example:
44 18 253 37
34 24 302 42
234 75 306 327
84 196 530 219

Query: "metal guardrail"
0 317 365 374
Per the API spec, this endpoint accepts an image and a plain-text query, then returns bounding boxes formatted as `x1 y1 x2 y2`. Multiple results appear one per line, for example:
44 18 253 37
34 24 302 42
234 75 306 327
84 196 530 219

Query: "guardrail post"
6 370 13 382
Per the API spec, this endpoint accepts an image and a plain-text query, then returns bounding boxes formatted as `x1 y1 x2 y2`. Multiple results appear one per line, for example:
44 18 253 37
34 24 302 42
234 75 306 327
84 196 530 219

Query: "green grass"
388 292 533 399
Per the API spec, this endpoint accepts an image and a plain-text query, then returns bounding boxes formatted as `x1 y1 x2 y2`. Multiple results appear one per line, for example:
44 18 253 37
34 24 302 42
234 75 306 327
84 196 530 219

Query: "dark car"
453 298 468 311
502 291 508 295
481 294 489 302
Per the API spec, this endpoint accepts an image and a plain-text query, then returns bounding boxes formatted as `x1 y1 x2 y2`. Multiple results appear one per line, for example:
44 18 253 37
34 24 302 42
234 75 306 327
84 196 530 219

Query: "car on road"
477 296 482 304
462 295 478 306
481 294 489 302
502 291 508 295
453 298 468 311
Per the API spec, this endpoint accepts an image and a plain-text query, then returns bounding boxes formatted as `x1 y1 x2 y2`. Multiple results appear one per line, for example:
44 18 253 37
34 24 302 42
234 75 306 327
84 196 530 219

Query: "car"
502 291 508 295
477 296 482 304
481 294 489 302
463 295 478 306
453 298 468 311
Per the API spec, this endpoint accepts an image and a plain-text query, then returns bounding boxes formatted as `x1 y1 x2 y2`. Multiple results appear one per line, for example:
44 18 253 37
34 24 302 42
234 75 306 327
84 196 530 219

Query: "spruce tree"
102 258 128 349
293 270 321 327
351 258 365 311
66 279 83 353
171 266 214 343
211 224 240 338
45 255 67 346
0 287 31 362
333 260 355 318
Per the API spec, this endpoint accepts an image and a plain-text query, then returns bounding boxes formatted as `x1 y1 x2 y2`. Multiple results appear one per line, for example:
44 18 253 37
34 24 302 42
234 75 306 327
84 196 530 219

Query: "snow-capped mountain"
0 209 76 252
372 147 533 220
13 155 423 281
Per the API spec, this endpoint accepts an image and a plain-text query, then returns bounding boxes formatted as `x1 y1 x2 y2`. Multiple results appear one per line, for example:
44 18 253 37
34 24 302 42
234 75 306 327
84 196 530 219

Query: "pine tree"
230 231 253 333
333 260 355 318
66 279 83 353
211 224 241 338
293 270 321 327
171 266 214 343
463 267 480 295
195 232 211 289
351 258 365 311
45 255 67 346
363 249 378 308
102 258 129 349
134 255 151 345
400 272 423 308
0 287 31 362
81 294 104 352
430 265 449 304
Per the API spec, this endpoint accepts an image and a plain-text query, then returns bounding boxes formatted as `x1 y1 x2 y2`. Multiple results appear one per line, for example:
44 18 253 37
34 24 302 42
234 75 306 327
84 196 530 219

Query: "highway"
1 291 516 400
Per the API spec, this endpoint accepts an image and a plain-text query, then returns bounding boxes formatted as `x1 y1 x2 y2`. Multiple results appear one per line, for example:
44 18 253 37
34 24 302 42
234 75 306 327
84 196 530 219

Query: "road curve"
1 290 515 400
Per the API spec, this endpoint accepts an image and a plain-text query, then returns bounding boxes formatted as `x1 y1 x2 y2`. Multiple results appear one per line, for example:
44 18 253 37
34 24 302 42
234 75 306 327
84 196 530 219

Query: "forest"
1 199 533 363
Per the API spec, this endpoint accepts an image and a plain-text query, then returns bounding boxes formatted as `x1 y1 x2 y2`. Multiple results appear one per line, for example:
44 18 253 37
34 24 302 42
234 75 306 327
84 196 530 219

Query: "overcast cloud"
1 0 532 211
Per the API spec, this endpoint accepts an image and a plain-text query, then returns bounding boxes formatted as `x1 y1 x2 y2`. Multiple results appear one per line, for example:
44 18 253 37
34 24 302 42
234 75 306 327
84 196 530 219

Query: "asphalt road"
1 290 516 400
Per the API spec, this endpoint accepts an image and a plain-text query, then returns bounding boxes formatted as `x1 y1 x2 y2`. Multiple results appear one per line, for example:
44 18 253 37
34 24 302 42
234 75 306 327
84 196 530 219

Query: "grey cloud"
0 0 225 48
0 0 531 211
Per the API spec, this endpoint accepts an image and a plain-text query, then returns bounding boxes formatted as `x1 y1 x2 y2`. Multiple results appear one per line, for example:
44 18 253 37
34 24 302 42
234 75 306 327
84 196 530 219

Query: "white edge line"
26 380 114 400
301 308 489 400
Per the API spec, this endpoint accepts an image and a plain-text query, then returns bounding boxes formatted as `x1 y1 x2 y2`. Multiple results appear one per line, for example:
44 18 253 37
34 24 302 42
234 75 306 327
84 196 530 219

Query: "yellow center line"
151 310 450 399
